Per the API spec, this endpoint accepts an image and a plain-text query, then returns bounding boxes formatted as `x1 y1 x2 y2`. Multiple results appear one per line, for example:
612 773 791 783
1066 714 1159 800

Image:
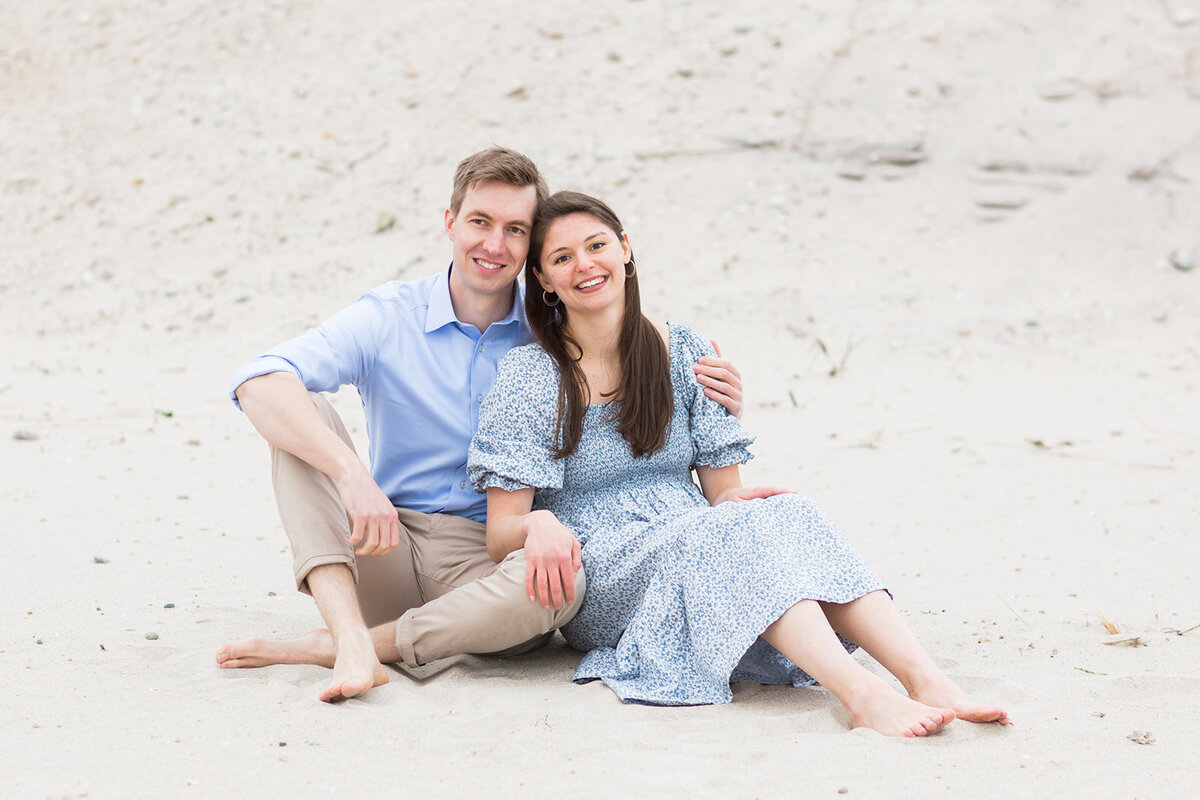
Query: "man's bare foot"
843 679 955 737
320 630 389 703
215 628 388 703
215 628 336 669
909 673 1011 726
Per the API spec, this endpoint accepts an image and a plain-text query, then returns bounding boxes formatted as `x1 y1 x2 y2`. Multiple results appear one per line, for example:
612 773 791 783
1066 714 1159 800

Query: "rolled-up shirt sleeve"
228 293 389 410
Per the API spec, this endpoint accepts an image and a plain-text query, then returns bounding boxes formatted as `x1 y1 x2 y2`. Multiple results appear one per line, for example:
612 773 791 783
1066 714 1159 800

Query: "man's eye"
508 227 527 236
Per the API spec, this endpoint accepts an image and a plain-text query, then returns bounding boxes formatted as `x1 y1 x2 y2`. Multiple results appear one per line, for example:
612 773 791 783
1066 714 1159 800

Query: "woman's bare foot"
215 628 388 703
909 673 1011 726
842 677 955 737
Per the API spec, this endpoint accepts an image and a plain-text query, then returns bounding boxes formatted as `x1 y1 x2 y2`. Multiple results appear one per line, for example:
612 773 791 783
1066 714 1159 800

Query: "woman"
468 191 1009 736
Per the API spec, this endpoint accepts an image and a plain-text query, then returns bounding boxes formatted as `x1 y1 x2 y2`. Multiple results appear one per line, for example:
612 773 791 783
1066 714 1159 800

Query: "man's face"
445 180 538 303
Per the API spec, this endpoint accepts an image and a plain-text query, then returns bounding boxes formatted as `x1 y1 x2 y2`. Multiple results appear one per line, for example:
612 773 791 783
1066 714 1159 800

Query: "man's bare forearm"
235 372 364 484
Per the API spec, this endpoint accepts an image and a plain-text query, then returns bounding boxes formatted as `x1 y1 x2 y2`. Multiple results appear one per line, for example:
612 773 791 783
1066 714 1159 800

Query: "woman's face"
536 212 632 316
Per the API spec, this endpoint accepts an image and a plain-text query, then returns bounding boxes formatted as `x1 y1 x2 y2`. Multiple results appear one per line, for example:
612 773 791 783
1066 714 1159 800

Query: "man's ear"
444 208 455 240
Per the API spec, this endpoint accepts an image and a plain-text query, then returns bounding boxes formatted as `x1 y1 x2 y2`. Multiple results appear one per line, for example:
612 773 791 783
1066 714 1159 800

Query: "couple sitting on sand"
216 147 1009 737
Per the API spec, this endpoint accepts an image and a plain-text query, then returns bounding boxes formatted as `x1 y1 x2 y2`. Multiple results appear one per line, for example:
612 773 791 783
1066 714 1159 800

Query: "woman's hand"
522 510 583 610
710 485 795 506
694 339 744 418
485 489 581 610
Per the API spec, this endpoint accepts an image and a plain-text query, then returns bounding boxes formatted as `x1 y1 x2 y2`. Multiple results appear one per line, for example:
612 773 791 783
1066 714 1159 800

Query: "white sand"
3 1 1199 796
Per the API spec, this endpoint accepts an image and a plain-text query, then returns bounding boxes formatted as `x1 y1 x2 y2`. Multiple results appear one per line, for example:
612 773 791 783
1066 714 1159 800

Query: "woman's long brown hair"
525 191 673 460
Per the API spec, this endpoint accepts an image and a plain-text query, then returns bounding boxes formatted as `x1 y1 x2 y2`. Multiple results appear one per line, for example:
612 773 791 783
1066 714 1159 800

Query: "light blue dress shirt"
229 265 532 523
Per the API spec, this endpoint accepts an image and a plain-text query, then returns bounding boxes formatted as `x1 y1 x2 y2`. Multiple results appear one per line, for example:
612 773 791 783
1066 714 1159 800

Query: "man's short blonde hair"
450 146 548 215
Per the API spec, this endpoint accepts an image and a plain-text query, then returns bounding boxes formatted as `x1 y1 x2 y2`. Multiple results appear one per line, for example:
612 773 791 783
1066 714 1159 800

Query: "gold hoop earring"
624 261 636 278
542 290 560 307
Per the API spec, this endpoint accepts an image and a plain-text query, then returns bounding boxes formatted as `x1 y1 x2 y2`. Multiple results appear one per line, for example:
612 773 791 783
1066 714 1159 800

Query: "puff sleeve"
468 345 566 492
673 323 756 469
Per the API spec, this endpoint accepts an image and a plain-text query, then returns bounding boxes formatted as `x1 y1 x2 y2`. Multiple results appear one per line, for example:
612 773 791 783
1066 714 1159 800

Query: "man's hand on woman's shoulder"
693 338 745 418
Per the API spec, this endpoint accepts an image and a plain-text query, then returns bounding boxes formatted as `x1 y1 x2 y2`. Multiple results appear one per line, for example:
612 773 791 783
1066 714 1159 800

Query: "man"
215 147 744 702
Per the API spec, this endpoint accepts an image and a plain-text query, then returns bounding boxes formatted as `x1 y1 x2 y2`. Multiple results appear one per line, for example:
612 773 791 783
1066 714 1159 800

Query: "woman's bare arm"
485 487 582 610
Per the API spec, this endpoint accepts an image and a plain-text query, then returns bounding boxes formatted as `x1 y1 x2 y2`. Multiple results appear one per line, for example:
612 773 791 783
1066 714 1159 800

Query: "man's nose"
482 226 505 253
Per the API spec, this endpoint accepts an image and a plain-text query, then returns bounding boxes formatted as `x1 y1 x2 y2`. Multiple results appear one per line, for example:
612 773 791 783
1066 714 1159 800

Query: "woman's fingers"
536 564 552 609
743 485 796 500
559 559 576 607
525 560 538 603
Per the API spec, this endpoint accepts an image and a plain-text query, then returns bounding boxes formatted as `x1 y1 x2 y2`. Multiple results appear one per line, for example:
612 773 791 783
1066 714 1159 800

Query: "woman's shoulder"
499 341 557 373
495 342 560 400
666 321 716 361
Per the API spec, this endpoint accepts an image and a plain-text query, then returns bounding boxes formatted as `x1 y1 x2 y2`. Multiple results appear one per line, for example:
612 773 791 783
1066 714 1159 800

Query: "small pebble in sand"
836 163 868 180
145 632 159 640
93 556 109 564
36 638 43 645
375 213 396 234
1038 78 1078 101
1127 730 1154 745
872 144 926 166
164 603 175 608
1170 7 1197 27
1169 248 1195 271
974 193 1029 211
13 429 38 441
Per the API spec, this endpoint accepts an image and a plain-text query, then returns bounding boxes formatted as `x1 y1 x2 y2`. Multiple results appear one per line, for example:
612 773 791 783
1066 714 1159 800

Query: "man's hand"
522 510 582 610
237 373 400 557
694 339 744 418
335 463 400 556
710 485 795 506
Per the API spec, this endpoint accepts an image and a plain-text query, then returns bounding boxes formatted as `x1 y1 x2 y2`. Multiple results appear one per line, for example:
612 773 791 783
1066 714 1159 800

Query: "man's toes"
320 685 349 704
215 645 250 667
321 676 373 703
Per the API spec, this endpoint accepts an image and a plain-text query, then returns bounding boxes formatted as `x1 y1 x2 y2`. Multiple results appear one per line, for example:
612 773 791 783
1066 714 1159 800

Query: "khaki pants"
270 393 584 668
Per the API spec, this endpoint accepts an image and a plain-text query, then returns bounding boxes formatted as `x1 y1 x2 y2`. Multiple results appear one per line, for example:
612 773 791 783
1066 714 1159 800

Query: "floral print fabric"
468 323 883 705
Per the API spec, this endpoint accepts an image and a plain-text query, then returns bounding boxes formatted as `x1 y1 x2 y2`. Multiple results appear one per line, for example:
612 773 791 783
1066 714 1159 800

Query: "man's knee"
497 551 586 629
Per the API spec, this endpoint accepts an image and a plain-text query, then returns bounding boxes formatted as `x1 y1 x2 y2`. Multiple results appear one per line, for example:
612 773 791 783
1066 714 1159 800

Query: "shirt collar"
425 262 526 333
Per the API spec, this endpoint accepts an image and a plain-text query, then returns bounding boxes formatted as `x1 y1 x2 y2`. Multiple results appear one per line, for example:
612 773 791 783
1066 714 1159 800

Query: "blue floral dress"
467 323 884 705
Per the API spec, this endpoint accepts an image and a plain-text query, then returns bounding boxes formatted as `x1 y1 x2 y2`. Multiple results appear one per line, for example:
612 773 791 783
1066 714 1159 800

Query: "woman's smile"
536 212 632 313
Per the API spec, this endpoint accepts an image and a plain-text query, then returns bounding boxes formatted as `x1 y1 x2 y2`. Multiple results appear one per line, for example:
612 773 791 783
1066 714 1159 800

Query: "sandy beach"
3 1 1199 796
